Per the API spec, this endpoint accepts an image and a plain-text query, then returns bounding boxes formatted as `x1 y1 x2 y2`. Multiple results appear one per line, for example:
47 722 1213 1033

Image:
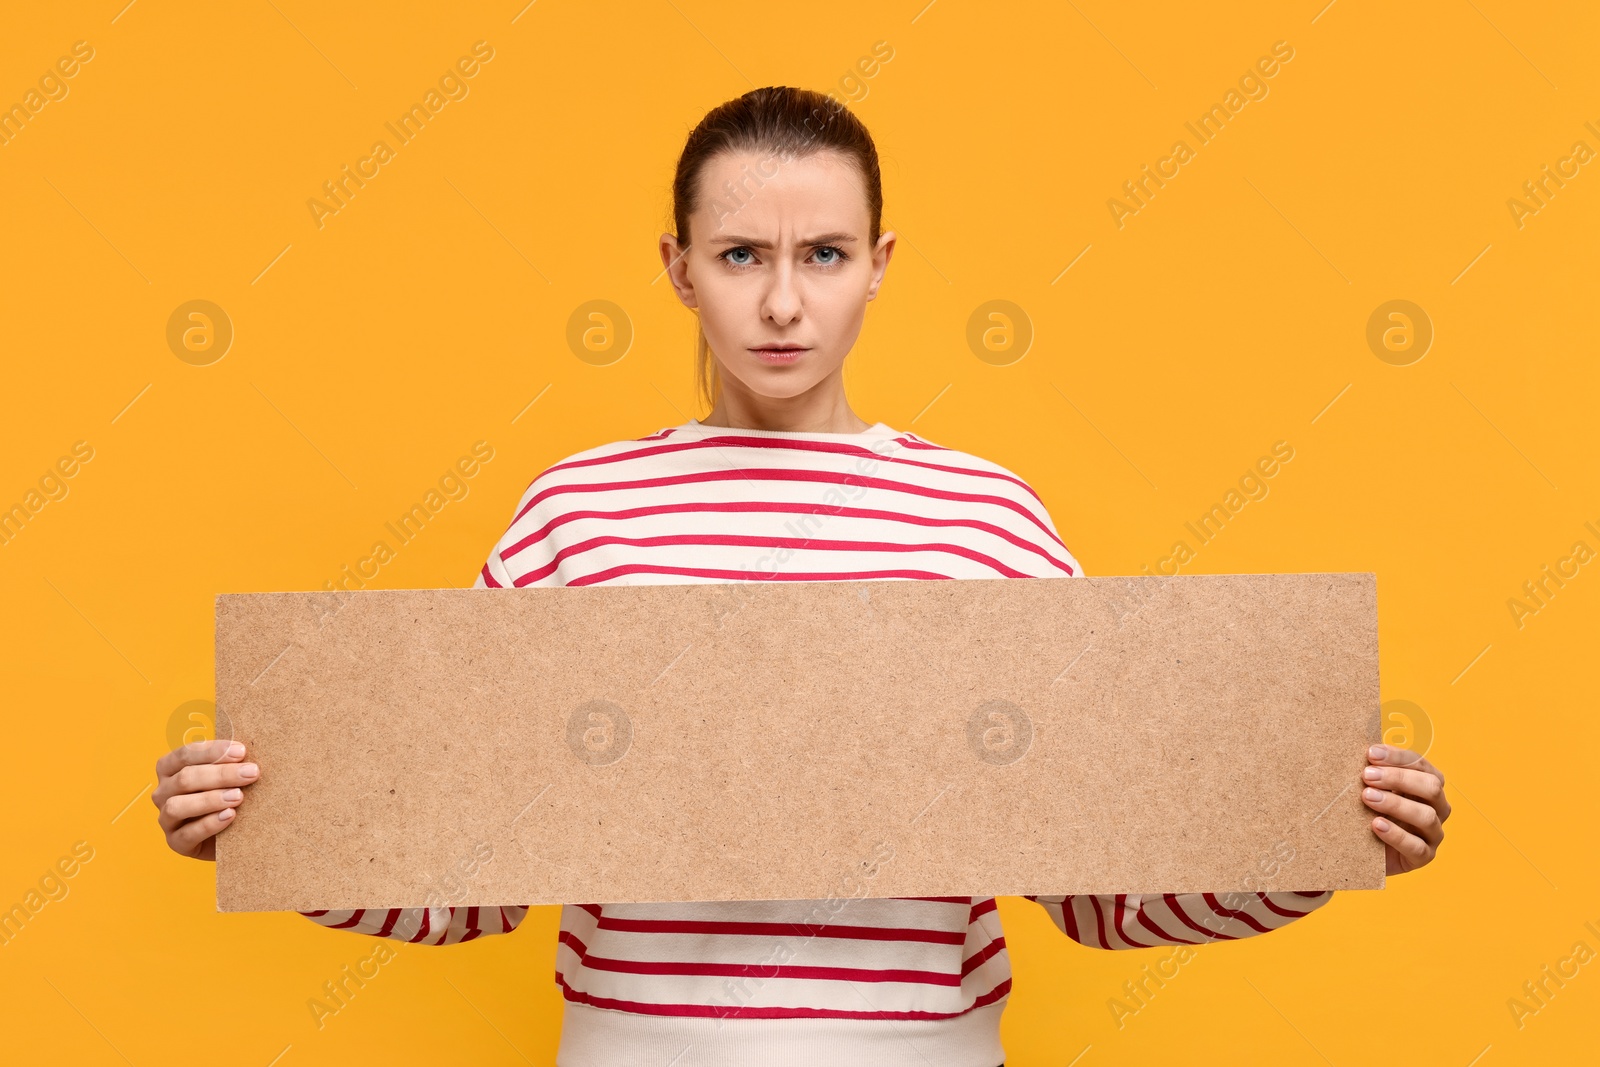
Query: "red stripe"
555 972 1004 1021
592 914 964 945
408 908 433 944
1133 904 1190 945
478 562 503 588
376 909 401 938
1087 894 1111 950
329 909 366 930
1203 893 1272 935
969 976 1011 1009
686 433 1049 507
534 433 1045 508
1163 894 1236 942
501 500 1076 577
504 531 1030 585
509 468 1069 554
898 896 975 905
968 897 998 923
1111 895 1156 948
1259 893 1315 919
567 563 953 586
1044 896 1083 944
896 436 947 452
960 935 1006 977
558 930 960 986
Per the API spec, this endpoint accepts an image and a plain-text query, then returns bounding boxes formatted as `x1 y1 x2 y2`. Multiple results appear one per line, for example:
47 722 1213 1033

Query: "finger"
157 787 245 832
1371 815 1433 868
1362 786 1443 845
1367 744 1443 785
1363 765 1452 824
1361 765 1444 805
1365 746 1451 822
166 807 239 858
168 761 260 797
156 739 246 782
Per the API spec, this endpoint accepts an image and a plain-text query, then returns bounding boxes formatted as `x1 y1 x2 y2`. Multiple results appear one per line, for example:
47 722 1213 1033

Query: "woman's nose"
762 263 802 323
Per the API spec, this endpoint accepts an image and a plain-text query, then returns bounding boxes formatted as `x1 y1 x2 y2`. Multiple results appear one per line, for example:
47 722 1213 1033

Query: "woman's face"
661 148 895 408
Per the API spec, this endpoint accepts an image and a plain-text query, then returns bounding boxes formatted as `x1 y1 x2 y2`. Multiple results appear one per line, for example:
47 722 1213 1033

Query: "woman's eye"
719 245 848 267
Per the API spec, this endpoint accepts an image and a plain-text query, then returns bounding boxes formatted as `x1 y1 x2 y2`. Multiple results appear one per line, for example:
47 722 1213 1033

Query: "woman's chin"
721 367 825 399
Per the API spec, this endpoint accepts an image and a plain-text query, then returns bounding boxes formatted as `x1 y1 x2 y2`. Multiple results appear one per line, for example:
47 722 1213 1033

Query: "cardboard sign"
214 573 1383 911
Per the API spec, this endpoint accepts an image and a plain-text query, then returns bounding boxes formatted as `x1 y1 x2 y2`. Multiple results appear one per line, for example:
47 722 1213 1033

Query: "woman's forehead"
695 149 868 238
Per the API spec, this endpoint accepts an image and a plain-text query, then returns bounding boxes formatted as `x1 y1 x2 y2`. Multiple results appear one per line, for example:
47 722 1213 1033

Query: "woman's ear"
659 233 699 309
866 230 896 302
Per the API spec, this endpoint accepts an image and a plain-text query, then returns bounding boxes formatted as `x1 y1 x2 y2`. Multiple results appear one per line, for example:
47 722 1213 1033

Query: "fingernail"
239 763 259 779
219 807 235 821
1363 787 1383 802
1373 817 1391 831
1363 766 1382 781
223 788 242 802
227 742 245 758
1368 744 1387 760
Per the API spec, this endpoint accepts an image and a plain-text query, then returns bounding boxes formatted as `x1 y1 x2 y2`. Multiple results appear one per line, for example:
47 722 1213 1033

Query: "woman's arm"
298 905 528 945
1024 890 1333 949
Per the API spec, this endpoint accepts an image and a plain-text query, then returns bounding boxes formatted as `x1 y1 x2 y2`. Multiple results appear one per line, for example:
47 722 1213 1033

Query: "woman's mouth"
751 346 809 365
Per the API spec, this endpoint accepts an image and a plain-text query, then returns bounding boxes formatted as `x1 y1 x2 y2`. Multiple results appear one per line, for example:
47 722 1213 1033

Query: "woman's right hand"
153 739 260 861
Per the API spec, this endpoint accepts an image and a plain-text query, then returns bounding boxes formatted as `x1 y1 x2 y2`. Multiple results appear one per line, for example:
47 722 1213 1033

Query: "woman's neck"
699 394 872 434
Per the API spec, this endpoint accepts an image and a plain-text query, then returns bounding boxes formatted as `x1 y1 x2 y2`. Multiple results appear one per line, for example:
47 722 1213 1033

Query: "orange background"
1 1 1596 1063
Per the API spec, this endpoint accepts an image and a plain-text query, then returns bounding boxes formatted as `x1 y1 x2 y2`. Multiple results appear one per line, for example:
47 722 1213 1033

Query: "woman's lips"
751 347 809 365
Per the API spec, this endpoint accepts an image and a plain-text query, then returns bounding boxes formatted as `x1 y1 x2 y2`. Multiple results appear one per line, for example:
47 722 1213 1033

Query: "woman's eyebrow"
709 232 859 248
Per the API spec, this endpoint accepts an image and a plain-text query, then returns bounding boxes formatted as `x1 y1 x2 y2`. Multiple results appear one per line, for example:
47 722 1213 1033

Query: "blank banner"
214 572 1383 912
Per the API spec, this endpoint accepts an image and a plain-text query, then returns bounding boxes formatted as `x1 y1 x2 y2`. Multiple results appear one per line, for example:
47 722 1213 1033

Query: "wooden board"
213 573 1384 910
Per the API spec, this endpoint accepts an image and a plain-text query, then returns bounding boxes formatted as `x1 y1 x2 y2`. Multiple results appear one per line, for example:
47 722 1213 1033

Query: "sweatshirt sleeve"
1016 490 1338 948
298 904 529 944
298 524 531 944
1024 890 1334 948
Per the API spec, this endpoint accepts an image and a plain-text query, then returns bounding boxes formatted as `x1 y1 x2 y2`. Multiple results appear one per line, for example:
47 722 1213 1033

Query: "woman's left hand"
1361 744 1450 875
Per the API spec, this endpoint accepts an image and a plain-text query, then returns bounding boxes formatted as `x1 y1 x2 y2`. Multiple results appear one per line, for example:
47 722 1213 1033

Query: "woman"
155 86 1449 1065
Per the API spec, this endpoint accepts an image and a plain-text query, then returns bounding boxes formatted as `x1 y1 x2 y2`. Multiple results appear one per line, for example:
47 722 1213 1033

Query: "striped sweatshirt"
300 417 1335 1066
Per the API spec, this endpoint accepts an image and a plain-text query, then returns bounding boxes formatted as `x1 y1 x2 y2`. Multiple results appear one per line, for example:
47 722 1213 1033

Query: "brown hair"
670 86 884 414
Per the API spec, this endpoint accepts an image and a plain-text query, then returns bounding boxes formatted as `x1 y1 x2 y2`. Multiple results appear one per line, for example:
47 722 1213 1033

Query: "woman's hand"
153 739 260 861
1361 743 1448 875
